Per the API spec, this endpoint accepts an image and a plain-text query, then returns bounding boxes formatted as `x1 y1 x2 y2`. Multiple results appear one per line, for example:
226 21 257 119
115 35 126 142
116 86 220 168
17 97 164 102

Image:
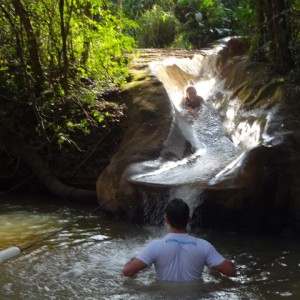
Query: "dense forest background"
0 0 299 197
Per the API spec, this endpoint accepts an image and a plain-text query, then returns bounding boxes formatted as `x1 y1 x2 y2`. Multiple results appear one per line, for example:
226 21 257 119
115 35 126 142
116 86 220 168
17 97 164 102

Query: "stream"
1 194 300 300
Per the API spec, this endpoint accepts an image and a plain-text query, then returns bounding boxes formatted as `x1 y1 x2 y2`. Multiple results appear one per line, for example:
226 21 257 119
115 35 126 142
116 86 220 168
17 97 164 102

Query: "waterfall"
124 39 266 223
127 50 242 221
96 39 292 233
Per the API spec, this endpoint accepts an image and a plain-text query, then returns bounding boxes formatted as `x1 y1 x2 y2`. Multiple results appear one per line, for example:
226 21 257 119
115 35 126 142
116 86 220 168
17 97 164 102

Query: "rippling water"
1 194 300 300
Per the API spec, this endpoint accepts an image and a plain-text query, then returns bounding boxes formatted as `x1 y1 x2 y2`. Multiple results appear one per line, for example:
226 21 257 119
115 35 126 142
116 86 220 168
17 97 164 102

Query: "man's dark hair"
165 198 190 229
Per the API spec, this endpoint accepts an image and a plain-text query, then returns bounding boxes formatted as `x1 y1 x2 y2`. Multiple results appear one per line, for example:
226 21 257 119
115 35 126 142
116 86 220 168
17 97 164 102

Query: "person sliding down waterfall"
122 198 236 281
179 85 205 121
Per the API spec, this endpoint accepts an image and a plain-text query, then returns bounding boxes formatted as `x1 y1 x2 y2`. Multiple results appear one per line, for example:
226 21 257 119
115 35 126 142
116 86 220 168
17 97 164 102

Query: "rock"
96 39 300 234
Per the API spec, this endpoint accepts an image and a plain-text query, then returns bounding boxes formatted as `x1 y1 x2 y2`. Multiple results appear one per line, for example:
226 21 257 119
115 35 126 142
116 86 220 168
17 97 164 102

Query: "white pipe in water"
0 247 21 263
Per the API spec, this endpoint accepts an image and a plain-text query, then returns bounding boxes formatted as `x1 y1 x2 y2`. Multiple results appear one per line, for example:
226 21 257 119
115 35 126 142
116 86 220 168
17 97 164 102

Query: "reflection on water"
1 194 300 300
0 211 65 249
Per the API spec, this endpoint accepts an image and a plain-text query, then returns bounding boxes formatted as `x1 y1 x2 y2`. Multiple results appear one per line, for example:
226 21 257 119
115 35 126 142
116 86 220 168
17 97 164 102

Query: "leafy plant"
0 0 136 151
174 0 235 47
135 5 180 48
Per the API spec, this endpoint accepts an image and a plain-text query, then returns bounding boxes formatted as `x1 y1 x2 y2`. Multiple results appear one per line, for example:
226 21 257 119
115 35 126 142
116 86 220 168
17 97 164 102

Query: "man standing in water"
122 198 236 281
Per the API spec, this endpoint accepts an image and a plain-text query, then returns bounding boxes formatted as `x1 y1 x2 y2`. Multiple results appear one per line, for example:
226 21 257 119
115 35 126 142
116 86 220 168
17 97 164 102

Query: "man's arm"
122 258 148 277
197 96 205 109
213 259 236 277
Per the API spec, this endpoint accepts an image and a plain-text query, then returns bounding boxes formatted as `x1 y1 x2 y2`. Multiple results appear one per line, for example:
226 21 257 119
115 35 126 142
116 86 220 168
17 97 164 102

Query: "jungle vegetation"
0 0 299 198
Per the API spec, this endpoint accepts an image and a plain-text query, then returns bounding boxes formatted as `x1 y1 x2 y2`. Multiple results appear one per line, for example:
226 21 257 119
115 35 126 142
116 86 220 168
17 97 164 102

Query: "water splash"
129 102 237 188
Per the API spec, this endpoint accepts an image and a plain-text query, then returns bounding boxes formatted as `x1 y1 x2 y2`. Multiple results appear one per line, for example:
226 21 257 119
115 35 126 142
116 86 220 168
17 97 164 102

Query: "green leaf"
178 0 189 9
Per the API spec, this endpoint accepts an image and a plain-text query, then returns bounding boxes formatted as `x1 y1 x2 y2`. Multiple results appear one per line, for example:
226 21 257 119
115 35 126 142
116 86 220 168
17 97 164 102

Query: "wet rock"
96 39 300 234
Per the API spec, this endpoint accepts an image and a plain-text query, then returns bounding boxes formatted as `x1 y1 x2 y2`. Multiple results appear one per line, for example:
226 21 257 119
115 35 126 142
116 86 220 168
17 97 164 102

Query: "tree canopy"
122 0 299 72
0 0 137 193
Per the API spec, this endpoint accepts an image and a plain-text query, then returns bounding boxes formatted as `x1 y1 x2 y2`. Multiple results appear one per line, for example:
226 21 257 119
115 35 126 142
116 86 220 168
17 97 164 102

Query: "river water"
1 194 300 300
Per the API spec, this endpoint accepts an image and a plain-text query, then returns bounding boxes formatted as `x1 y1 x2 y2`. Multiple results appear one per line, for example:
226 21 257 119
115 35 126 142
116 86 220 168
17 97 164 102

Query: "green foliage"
135 5 180 48
69 4 137 87
171 32 194 49
0 0 136 152
1 0 300 174
123 0 177 19
238 0 297 72
175 0 236 48
227 2 254 35
122 0 147 19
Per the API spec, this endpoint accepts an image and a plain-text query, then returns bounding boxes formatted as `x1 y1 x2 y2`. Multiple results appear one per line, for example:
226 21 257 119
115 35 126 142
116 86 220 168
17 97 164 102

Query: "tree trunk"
80 2 92 66
13 0 44 92
0 127 97 203
255 0 266 60
265 0 275 51
271 0 294 70
59 0 69 93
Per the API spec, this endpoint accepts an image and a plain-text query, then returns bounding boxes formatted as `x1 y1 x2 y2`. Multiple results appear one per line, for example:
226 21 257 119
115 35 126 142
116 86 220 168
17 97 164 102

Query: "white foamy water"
129 101 237 187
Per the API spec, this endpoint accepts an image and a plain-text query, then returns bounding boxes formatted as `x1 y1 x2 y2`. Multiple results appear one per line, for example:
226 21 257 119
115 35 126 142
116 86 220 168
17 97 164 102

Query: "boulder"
96 40 300 234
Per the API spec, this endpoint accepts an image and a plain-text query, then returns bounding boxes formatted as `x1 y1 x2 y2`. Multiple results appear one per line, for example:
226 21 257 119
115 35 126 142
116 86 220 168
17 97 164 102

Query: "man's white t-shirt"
136 233 225 281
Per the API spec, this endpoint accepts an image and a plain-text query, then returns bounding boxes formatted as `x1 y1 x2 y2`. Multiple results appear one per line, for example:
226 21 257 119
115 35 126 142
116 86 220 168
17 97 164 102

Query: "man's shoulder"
163 233 204 242
182 234 211 246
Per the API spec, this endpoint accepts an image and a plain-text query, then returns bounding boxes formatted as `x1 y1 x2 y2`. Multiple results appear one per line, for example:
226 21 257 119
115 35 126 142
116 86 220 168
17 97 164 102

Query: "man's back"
122 198 236 281
136 233 225 281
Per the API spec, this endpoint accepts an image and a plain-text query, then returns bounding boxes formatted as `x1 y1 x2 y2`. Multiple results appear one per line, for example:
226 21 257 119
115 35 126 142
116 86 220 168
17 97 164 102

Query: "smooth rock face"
96 40 300 234
96 54 174 218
